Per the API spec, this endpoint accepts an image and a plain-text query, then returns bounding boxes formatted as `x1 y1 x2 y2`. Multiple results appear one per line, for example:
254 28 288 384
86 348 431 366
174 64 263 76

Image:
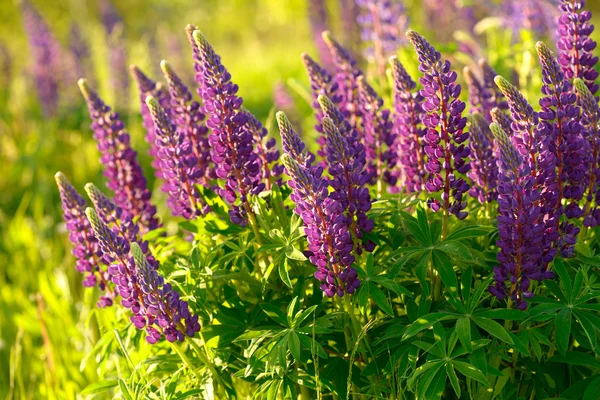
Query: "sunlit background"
1 0 599 397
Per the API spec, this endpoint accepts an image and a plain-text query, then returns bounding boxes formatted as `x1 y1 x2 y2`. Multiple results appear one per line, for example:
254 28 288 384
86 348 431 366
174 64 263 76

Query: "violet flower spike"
557 0 598 96
146 96 208 219
488 123 553 310
78 78 160 234
464 66 494 120
356 75 395 194
406 29 470 220
390 55 426 194
490 107 513 136
160 60 214 185
467 114 498 204
191 30 264 226
479 59 508 111
574 78 600 227
131 243 201 343
276 111 315 168
307 0 333 69
280 152 358 297
55 173 113 307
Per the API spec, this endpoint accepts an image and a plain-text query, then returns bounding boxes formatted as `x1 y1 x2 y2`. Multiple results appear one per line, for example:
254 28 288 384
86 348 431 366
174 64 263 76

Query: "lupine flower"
502 0 558 40
467 114 498 204
479 59 508 111
406 29 470 219
191 30 265 226
86 208 199 343
536 42 585 256
322 31 363 128
146 97 209 219
276 112 314 167
160 60 213 185
99 0 128 107
557 0 598 96
273 82 301 132
301 52 341 160
307 0 333 69
390 55 426 194
488 123 554 310
21 0 62 116
241 109 283 190
356 75 395 193
130 65 170 179
575 78 600 227
279 151 358 297
494 76 540 174
55 173 113 307
78 79 160 234
356 0 407 76
464 66 494 120
491 107 513 135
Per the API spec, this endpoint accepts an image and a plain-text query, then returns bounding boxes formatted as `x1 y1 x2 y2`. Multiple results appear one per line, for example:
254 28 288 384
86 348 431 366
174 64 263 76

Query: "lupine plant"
42 0 600 399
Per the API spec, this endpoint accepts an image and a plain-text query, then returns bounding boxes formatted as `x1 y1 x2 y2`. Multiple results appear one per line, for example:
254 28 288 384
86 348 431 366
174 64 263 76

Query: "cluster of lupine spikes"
58 0 600 309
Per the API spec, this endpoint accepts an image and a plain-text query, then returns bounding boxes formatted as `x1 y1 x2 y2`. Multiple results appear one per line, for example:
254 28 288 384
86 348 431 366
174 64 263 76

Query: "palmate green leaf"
471 316 513 345
261 304 289 327
436 240 474 261
455 316 472 352
408 360 443 392
584 376 600 400
432 250 459 299
444 225 494 242
288 331 301 361
555 308 572 355
370 284 394 316
285 245 307 261
574 310 598 352
467 275 494 313
473 308 528 320
549 351 600 368
554 258 573 301
404 218 430 246
296 332 327 358
403 312 459 340
422 366 446 400
452 360 489 386
461 266 473 303
279 258 292 288
446 362 461 399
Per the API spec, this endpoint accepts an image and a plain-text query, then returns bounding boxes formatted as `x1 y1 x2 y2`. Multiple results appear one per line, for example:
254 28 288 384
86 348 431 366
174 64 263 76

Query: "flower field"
2 0 600 399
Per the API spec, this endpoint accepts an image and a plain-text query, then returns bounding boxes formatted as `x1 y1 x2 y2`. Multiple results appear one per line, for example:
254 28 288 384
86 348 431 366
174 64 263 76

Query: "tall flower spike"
390 55 426 193
301 52 341 161
78 78 160 234
307 0 333 69
406 29 470 219
356 75 395 194
494 76 540 174
160 60 213 184
322 31 363 128
479 59 508 111
464 66 494 120
146 96 208 219
467 114 498 204
574 78 600 227
191 30 264 226
491 107 513 135
321 115 374 254
130 65 171 179
276 111 314 167
131 242 201 343
55 173 112 307
356 0 407 77
489 123 553 310
557 0 598 95
536 42 585 256
280 152 358 297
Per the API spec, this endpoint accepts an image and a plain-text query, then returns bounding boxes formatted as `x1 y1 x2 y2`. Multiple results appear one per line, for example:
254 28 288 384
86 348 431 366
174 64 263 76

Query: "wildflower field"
3 0 600 399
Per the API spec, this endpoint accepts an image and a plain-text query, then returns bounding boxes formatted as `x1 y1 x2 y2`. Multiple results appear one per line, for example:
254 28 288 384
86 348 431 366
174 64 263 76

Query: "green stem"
171 342 203 381
188 338 226 393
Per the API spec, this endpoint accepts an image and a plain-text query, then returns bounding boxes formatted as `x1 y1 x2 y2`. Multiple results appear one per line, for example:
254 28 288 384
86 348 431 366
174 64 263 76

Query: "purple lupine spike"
130 65 171 179
191 30 265 226
356 0 407 77
356 76 395 194
55 173 113 307
160 60 213 184
85 182 158 272
479 59 509 111
307 0 333 69
467 114 498 204
464 67 494 121
535 41 585 256
280 152 358 297
301 53 341 161
494 76 540 175
502 0 559 40
557 0 598 95
273 82 301 132
491 107 514 135
390 55 426 194
321 115 375 254
146 97 209 219
98 0 128 107
406 29 470 220
276 111 315 167
131 243 201 343
78 79 160 234
241 109 283 190
574 78 600 227
488 123 554 310
322 31 363 129
339 0 361 56
21 0 62 116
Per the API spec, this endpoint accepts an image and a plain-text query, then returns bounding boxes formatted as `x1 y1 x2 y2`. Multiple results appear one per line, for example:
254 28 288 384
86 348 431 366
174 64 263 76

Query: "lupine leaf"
555 308 572 355
472 316 513 345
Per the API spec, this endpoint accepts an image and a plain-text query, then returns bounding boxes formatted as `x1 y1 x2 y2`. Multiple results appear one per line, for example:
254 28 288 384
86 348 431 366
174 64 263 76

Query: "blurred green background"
1 0 600 398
